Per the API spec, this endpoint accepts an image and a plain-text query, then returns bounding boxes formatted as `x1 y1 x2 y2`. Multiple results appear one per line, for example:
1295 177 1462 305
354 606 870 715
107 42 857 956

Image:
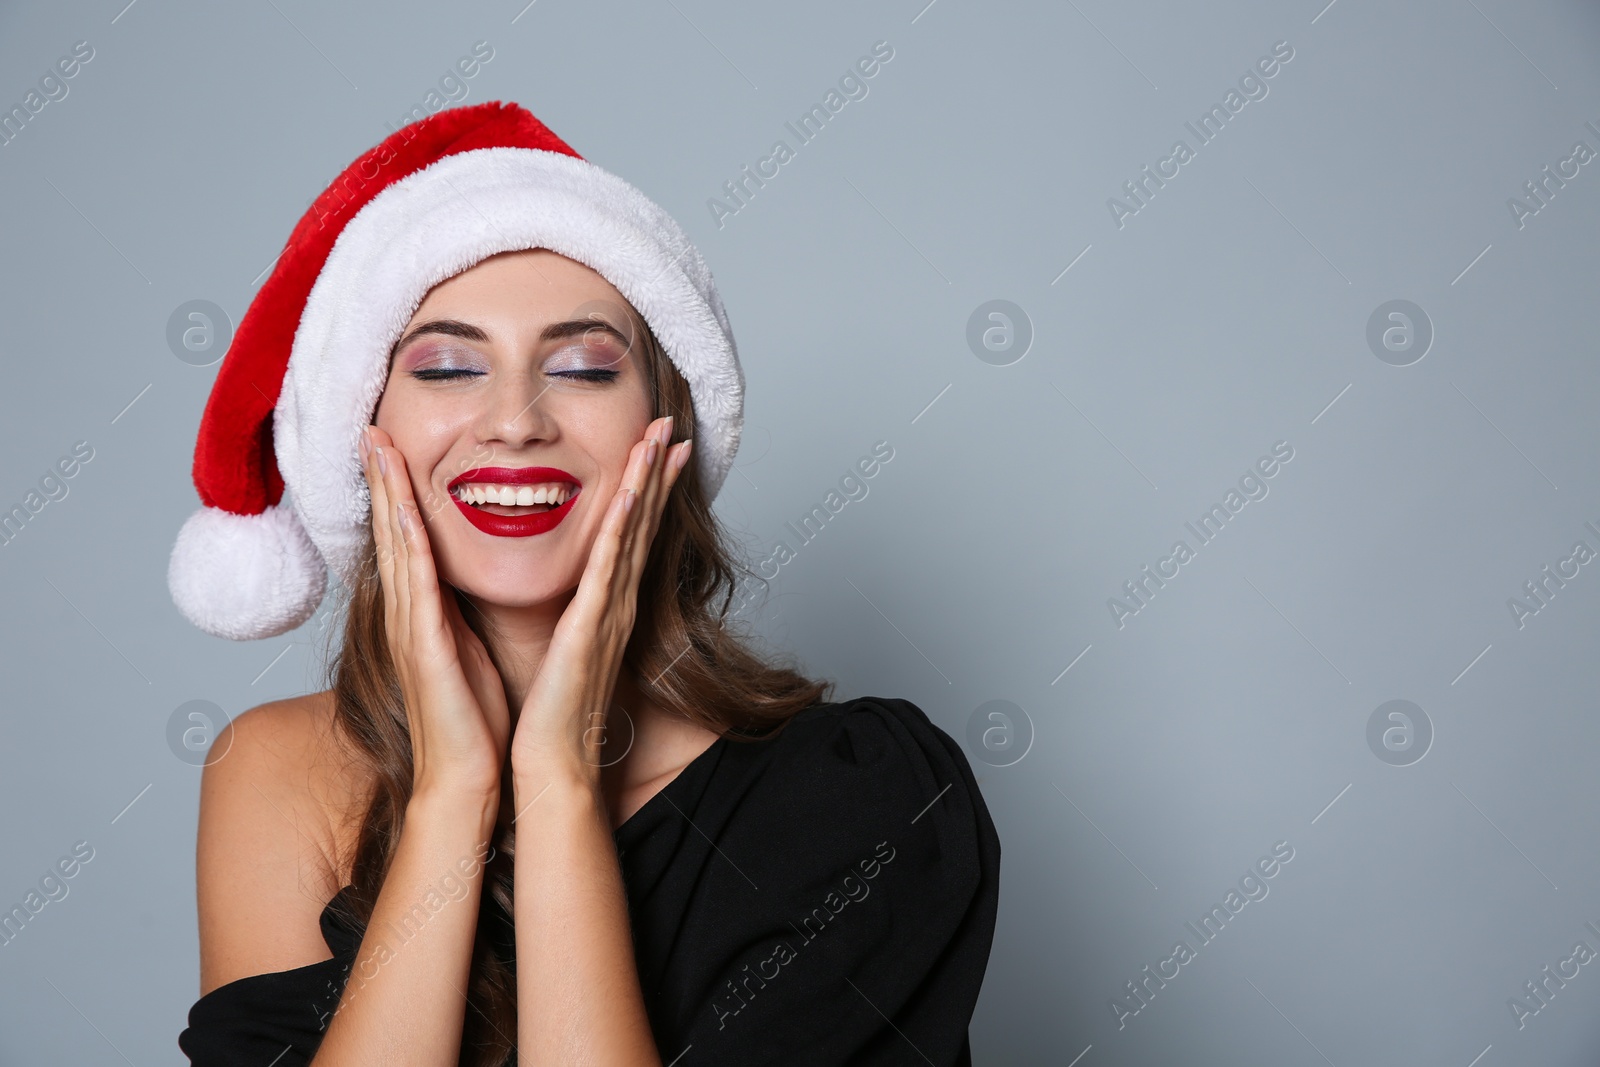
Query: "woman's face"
372 248 653 609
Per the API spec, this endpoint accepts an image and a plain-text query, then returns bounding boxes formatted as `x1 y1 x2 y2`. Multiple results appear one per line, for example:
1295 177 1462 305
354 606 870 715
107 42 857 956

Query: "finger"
632 416 674 545
629 437 690 581
362 426 398 631
441 581 508 749
443 591 495 714
569 475 637 633
564 417 666 646
623 428 687 594
619 416 670 563
375 441 414 646
611 421 666 604
388 448 446 649
638 430 687 553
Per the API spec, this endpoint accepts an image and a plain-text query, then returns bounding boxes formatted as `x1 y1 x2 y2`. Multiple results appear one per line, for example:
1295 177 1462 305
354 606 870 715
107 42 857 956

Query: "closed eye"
552 369 620 383
410 368 483 381
409 368 620 383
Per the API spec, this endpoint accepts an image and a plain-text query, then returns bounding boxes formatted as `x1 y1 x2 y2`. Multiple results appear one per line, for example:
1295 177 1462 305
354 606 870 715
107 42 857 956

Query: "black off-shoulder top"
178 697 1002 1066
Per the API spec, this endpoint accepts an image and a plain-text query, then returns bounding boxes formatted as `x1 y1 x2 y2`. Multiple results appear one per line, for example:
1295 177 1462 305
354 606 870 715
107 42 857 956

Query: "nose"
476 365 558 452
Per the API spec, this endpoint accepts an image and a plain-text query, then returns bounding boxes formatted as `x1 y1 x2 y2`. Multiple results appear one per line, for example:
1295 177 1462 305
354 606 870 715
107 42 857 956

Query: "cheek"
371 382 409 444
566 399 652 476
372 387 458 514
602 424 647 473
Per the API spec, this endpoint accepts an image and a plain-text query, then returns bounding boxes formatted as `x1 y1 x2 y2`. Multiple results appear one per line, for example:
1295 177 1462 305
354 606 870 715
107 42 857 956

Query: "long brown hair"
316 307 830 1065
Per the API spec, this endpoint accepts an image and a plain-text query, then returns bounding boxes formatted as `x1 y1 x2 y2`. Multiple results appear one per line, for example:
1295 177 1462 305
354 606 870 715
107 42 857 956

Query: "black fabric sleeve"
670 696 1002 1066
176 958 348 1065
177 902 356 1065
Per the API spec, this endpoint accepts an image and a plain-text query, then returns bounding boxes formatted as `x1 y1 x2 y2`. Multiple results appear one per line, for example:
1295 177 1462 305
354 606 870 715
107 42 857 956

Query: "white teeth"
452 481 575 507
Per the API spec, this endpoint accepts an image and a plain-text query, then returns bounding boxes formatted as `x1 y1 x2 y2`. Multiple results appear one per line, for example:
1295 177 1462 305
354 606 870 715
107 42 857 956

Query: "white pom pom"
167 502 328 641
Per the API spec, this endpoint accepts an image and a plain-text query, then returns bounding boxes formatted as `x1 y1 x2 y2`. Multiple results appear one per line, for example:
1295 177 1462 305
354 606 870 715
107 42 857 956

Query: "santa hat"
168 101 744 641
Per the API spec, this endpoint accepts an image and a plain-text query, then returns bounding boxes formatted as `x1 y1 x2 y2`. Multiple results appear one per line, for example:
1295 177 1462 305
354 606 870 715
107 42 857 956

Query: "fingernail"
376 446 388 475
396 502 410 533
624 488 638 513
359 430 370 460
646 438 659 466
674 440 692 471
661 415 674 442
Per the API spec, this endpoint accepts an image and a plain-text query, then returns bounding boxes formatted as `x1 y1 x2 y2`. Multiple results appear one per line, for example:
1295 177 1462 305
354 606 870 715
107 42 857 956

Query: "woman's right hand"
361 425 510 802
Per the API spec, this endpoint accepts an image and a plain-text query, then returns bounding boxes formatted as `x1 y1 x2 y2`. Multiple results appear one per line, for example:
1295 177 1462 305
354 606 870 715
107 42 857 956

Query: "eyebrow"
390 317 630 359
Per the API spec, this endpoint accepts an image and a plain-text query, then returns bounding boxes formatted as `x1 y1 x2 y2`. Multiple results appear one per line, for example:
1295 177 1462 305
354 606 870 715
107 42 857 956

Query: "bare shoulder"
195 689 374 996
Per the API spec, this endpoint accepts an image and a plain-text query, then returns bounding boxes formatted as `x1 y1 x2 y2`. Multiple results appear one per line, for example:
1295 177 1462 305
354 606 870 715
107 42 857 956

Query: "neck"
459 589 570 714
459 589 663 827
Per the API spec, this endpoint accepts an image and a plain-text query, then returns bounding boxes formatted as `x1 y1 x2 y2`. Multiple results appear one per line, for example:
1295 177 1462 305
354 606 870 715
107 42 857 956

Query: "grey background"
2 0 1598 1063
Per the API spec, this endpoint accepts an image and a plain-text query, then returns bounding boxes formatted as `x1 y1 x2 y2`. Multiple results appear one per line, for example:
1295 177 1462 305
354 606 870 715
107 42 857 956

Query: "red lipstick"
447 466 581 538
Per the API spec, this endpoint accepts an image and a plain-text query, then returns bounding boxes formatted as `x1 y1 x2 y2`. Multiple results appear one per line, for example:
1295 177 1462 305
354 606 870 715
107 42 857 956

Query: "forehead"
389 249 653 368
409 248 636 328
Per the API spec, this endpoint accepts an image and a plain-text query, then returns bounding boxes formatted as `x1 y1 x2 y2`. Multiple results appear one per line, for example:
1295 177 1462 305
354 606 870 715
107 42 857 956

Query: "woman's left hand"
509 414 691 785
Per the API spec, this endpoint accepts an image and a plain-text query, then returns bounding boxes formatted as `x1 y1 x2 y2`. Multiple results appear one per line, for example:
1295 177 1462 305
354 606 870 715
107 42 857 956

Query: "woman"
171 102 999 1066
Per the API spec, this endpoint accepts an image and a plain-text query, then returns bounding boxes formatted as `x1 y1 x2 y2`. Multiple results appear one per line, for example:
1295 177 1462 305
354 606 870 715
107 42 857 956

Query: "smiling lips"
448 466 581 537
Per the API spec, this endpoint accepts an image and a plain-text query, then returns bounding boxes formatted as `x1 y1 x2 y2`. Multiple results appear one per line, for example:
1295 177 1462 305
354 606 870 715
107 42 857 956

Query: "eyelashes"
409 368 480 381
408 368 621 384
557 369 622 383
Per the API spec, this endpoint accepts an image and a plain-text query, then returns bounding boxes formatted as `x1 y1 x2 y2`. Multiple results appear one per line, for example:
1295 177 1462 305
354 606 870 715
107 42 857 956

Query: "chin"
472 587 575 611
438 550 580 609
450 575 578 611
